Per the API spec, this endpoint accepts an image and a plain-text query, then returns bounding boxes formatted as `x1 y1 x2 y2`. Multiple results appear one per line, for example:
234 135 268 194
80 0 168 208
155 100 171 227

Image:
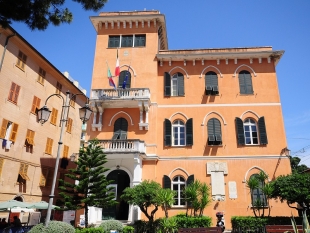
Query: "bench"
265 225 303 233
178 227 222 233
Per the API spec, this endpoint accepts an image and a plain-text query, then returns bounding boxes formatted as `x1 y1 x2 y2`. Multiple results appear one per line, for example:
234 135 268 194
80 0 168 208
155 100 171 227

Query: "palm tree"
158 188 176 218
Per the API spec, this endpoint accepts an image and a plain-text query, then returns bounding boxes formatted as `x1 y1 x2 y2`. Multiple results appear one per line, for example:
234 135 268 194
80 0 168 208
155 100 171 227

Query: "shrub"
100 220 123 232
75 227 105 233
29 220 75 233
123 225 134 233
174 214 212 228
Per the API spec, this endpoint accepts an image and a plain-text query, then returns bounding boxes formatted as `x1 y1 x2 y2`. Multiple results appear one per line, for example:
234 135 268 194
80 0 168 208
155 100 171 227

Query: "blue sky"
11 1 310 165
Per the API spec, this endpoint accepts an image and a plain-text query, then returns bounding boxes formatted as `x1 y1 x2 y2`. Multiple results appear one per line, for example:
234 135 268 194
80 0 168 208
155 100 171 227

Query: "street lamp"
37 91 92 226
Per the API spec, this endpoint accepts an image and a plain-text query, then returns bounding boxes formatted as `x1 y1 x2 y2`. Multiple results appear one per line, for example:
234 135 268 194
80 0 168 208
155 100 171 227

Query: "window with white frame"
244 118 258 145
172 176 186 206
172 120 185 146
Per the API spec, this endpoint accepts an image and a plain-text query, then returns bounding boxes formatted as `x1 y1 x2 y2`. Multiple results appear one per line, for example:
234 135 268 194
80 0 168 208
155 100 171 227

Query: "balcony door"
112 118 128 140
102 169 130 220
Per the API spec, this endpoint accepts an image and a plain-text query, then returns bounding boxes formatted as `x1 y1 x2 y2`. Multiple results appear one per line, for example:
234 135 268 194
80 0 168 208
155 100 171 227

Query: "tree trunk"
85 204 88 228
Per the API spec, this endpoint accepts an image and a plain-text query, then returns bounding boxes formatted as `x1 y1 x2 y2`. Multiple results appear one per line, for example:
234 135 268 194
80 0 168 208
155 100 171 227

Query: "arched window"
238 70 253 94
112 117 128 140
118 70 131 89
244 118 258 145
172 176 186 206
172 120 185 146
207 118 222 145
205 71 219 95
249 174 267 206
164 72 184 97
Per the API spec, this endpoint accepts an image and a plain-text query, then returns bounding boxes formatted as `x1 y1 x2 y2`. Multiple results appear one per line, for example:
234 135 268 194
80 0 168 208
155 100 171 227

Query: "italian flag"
115 49 120 77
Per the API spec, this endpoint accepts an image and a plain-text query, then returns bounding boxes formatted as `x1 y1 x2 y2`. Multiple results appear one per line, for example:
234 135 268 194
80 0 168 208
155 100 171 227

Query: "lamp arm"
44 93 65 106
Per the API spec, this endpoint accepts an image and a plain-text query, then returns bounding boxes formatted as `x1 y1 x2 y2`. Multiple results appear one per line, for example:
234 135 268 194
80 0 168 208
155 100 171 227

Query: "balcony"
90 88 150 109
98 139 146 158
90 88 151 131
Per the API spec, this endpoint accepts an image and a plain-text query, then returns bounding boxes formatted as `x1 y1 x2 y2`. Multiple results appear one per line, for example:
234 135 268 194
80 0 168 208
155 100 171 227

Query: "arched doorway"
14 196 23 202
102 169 130 220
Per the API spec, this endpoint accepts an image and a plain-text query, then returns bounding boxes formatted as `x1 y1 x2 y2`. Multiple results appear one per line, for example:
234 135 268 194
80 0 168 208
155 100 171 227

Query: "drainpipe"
0 33 16 72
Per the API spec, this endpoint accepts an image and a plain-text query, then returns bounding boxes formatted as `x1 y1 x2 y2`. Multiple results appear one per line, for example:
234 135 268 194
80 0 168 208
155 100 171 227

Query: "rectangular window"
16 51 27 70
31 96 41 114
25 129 35 146
39 168 53 186
108 35 146 48
50 108 58 125
66 118 72 133
0 158 4 177
121 35 133 47
0 119 19 142
70 95 76 108
45 138 53 154
108 36 120 48
134 35 146 47
8 82 20 104
37 67 46 85
63 145 69 158
18 163 30 181
56 82 62 94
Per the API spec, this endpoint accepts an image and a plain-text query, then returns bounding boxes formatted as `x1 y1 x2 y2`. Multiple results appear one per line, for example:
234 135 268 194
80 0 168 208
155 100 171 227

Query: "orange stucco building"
0 25 87 212
87 10 293 228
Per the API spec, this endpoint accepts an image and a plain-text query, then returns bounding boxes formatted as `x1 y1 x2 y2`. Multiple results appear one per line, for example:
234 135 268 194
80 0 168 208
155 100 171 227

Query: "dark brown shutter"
186 118 193 146
186 174 194 185
163 175 171 189
258 117 268 145
164 72 171 96
235 117 245 145
164 119 172 146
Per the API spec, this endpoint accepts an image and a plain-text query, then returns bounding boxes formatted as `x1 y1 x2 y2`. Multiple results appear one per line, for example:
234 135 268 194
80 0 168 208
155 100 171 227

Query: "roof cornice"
156 49 284 66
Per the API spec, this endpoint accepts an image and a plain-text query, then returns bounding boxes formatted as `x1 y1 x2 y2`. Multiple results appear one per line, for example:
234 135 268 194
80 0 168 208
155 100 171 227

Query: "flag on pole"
115 49 120 77
107 62 116 90
122 65 131 89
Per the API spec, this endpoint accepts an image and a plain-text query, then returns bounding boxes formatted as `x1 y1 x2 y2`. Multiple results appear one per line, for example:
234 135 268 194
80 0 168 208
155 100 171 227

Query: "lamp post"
37 91 92 226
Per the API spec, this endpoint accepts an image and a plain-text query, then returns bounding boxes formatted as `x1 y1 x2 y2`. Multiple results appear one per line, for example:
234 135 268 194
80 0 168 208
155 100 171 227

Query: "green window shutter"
205 71 218 95
177 73 185 96
239 70 253 94
186 118 193 146
164 119 172 146
164 72 171 96
235 117 245 145
244 73 253 94
163 175 171 189
113 118 128 140
207 118 222 145
258 116 268 145
238 71 246 94
186 174 194 185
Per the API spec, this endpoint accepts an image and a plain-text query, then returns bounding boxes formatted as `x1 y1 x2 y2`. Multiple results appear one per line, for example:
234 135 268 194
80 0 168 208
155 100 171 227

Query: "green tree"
246 171 273 217
121 180 162 233
289 156 309 173
270 172 310 211
158 188 176 218
184 180 211 217
0 0 108 30
58 139 116 228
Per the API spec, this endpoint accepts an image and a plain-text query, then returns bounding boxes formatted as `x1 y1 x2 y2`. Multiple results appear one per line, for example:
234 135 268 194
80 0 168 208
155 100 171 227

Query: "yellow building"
87 10 293 228
0 26 87 208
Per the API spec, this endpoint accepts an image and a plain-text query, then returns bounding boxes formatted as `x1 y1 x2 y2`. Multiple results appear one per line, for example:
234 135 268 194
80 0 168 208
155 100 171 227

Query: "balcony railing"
91 88 150 100
98 139 146 154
